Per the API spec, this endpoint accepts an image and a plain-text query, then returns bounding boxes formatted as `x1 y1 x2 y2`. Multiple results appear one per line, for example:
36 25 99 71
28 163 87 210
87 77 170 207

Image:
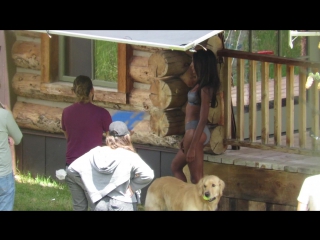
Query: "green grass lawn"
14 173 73 211
13 172 144 211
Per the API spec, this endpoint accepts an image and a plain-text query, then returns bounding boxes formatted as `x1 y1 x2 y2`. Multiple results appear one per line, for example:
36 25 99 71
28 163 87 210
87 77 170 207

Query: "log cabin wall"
10 31 186 148
10 31 227 152
9 31 188 205
7 30 312 210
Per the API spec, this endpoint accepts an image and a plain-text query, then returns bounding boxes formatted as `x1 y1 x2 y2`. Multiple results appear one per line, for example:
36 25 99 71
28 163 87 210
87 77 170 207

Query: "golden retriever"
144 175 225 211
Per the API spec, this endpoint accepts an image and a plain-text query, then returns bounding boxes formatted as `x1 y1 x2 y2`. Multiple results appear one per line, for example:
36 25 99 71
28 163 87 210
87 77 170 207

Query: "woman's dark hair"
71 75 93 103
192 49 221 108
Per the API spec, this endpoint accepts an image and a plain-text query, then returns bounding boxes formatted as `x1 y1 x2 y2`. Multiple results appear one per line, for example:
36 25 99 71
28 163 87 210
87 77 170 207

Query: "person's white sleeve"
297 177 310 205
130 154 154 192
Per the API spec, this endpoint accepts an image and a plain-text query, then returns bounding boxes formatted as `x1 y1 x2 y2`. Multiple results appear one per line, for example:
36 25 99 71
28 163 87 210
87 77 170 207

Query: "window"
59 36 118 89
40 33 132 104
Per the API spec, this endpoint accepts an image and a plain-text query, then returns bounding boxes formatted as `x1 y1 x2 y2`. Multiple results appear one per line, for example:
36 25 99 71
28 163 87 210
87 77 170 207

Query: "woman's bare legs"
171 130 206 184
171 149 188 182
188 139 205 184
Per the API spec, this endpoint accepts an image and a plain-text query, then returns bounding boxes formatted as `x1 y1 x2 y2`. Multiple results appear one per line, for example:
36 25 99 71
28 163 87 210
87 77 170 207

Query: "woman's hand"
126 185 134 197
1 102 8 110
186 147 196 163
8 137 15 146
180 138 184 153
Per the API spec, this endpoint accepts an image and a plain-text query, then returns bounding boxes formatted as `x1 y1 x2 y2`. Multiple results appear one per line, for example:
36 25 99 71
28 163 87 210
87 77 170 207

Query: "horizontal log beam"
12 40 41 70
13 101 63 133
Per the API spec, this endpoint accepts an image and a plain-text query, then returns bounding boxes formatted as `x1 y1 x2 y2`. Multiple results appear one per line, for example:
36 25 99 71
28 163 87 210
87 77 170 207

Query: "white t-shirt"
297 174 320 210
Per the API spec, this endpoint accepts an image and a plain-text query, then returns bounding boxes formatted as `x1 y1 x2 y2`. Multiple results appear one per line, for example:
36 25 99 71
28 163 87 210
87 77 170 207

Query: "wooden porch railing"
216 49 320 156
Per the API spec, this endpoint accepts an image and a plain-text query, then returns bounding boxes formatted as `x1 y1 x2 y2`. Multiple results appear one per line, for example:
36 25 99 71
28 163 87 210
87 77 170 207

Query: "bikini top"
188 90 201 106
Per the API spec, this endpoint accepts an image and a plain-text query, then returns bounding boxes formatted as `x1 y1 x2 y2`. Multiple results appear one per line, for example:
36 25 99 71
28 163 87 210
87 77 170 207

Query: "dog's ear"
219 179 225 195
197 177 204 196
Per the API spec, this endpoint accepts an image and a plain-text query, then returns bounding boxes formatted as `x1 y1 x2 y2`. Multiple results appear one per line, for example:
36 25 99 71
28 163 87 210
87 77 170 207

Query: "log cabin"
1 30 320 210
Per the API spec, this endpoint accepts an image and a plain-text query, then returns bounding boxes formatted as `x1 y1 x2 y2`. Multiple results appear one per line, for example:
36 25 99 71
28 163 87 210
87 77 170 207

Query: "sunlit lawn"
14 172 73 211
13 172 144 211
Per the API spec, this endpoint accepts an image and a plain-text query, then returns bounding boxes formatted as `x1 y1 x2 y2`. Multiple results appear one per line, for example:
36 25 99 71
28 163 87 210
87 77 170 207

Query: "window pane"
64 37 92 77
61 37 118 88
94 40 118 82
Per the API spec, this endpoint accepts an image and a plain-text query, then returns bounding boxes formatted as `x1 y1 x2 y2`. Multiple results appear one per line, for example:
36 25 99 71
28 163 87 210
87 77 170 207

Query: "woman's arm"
129 154 154 193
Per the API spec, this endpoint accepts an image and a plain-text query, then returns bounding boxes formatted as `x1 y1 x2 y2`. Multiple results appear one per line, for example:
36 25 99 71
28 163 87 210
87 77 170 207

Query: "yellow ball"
203 195 210 201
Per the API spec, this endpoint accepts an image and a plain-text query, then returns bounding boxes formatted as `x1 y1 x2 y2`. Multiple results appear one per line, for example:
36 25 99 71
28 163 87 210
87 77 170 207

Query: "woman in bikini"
171 48 221 184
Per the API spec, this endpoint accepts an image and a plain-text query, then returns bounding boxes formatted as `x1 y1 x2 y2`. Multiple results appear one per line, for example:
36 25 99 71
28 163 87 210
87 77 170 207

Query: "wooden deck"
207 130 320 176
212 73 316 172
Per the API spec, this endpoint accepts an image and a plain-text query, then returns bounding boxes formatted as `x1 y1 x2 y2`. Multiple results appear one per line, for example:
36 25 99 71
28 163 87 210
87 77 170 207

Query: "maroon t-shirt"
61 102 112 165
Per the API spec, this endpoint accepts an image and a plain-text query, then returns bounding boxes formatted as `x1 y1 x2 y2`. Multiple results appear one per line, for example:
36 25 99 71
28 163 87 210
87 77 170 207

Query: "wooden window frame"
40 33 133 104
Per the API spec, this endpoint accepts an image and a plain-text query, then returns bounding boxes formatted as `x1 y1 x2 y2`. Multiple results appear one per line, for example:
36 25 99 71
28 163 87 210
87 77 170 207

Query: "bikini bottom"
185 120 211 145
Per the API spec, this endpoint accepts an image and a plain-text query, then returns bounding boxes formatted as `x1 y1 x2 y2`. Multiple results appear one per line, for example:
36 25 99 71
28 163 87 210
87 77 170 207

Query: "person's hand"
180 139 184 153
126 185 134 197
8 137 15 146
186 147 196 163
0 102 7 109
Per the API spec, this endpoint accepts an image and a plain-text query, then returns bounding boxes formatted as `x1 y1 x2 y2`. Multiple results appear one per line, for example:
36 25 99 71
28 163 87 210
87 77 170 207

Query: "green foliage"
252 30 279 53
306 72 320 89
94 40 118 82
224 30 305 85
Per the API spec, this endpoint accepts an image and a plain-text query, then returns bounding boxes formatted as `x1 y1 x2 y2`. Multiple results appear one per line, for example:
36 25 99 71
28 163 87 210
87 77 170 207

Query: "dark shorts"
185 120 211 145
